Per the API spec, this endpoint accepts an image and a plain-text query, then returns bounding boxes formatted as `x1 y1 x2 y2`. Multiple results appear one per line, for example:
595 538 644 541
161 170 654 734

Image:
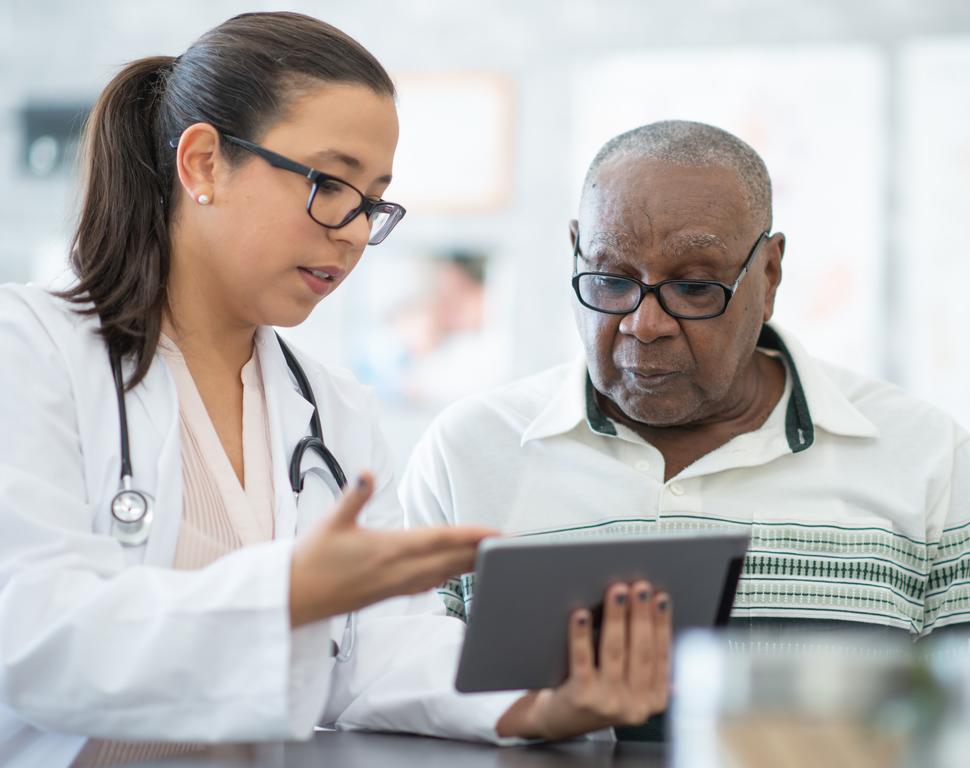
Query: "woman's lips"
298 266 338 296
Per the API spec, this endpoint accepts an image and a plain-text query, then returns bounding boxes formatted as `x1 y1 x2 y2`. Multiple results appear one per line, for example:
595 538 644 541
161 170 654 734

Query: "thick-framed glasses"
222 135 406 245
571 229 770 320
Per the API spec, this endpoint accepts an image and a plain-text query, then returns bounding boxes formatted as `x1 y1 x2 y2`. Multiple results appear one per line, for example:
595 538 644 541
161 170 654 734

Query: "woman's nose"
333 210 373 249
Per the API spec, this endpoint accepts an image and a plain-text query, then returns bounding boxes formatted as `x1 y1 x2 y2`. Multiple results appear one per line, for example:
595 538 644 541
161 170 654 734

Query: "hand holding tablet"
495 579 672 740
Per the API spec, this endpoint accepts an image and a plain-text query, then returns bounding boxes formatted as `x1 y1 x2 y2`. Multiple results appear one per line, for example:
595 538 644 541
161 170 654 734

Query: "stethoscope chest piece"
110 483 154 546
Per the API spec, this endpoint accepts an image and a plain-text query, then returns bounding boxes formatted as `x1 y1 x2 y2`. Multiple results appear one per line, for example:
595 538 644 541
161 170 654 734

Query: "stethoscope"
108 333 356 661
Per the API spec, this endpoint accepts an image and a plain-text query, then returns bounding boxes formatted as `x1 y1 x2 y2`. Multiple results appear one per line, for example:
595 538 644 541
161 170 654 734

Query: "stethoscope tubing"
108 335 357 660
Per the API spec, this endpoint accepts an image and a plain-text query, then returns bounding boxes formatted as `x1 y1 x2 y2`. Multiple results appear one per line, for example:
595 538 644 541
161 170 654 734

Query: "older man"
400 120 970 639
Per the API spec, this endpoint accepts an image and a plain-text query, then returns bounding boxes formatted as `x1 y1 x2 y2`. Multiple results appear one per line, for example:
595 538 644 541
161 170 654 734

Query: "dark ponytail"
62 56 174 387
59 13 395 388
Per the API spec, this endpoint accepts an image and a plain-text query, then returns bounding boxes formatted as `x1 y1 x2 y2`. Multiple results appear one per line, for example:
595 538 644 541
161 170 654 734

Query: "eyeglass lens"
577 274 727 317
309 179 400 245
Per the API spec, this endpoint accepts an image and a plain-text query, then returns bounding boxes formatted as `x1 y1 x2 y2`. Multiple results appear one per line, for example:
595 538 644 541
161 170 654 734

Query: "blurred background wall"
2 0 969 473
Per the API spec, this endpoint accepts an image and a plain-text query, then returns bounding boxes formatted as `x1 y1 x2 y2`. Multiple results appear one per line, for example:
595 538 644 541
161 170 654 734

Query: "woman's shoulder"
267 331 376 414
0 281 98 351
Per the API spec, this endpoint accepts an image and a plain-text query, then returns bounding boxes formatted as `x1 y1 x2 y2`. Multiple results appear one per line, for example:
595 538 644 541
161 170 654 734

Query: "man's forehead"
580 161 750 251
584 227 731 261
585 157 746 208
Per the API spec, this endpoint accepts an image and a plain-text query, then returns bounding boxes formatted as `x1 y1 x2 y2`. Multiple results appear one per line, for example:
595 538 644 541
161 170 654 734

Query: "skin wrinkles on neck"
598 349 786 478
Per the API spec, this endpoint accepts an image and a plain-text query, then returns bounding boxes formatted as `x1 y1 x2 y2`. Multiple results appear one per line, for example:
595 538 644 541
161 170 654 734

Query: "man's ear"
762 232 785 323
568 219 579 249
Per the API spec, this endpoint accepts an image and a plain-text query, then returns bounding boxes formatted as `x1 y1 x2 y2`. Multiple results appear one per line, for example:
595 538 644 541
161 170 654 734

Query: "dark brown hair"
59 12 395 388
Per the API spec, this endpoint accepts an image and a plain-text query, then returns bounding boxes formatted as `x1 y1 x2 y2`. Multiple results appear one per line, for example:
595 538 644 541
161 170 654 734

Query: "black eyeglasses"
221 135 406 245
571 229 770 320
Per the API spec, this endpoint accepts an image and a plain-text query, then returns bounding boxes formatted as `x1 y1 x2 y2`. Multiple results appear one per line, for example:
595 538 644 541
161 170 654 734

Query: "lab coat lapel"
128 353 184 566
255 328 316 540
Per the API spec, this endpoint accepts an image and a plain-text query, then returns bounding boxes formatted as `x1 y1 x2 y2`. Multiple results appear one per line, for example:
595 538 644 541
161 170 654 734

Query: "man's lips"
620 368 683 385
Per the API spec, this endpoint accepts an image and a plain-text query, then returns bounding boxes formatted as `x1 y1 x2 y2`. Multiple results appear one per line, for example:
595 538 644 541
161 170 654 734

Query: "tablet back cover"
455 532 748 692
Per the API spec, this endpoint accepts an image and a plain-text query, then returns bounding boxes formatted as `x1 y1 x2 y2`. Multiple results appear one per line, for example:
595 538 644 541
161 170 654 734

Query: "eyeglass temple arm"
730 231 771 291
223 135 317 179
571 225 582 272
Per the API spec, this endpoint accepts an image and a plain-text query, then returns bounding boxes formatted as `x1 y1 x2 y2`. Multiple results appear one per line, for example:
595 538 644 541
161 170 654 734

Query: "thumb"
326 472 375 530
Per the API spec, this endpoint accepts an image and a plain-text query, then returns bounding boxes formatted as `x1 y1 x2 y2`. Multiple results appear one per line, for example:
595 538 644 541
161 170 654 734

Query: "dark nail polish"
577 614 589 626
638 588 651 603
657 597 669 612
357 476 368 490
615 592 626 606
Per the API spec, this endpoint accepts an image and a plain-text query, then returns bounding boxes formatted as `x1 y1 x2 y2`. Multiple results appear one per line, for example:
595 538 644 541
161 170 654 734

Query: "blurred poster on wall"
343 246 510 408
569 46 886 378
392 72 514 214
898 38 970 429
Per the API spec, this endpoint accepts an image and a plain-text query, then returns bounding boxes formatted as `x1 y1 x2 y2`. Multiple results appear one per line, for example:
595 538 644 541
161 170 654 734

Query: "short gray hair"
582 120 772 231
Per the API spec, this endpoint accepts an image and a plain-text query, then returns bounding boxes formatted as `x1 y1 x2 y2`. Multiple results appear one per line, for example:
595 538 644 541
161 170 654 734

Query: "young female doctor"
0 12 671 767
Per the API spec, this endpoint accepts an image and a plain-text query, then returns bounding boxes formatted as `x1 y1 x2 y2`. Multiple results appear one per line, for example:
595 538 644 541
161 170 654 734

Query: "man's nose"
618 291 681 344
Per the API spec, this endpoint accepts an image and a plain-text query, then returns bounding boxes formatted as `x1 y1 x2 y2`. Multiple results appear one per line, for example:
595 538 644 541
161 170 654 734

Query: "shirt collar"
520 323 879 450
765 324 880 443
519 355 590 446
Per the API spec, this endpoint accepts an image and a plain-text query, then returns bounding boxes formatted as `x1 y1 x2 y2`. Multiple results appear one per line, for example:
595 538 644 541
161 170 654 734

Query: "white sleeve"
397 423 469 620
0 292 332 741
320 597 525 744
355 387 406 532
922 421 970 636
315 402 524 743
398 420 456 529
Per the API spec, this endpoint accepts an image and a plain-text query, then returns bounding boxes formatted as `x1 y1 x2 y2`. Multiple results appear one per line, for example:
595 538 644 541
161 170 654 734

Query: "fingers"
325 472 375 529
627 580 656 695
567 608 595 684
396 525 498 558
380 544 482 598
651 591 673 712
598 583 630 687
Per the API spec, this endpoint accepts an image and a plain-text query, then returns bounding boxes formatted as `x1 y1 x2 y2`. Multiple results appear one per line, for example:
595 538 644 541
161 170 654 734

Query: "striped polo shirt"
400 324 970 637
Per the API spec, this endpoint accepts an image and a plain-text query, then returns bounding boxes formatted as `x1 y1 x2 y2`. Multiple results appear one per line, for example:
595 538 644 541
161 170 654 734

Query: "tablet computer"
454 531 748 693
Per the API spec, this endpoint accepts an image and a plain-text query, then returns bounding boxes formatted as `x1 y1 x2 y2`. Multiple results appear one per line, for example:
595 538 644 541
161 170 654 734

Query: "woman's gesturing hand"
496 581 672 740
289 472 496 628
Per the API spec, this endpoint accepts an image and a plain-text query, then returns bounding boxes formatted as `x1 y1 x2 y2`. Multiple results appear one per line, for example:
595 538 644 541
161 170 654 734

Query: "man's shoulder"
814 356 968 446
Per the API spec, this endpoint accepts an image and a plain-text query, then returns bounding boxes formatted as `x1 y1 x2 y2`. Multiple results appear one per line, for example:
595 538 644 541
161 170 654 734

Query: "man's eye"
671 282 718 298
592 276 633 293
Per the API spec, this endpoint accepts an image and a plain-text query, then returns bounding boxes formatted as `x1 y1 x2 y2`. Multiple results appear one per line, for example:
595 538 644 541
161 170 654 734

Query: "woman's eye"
316 178 345 195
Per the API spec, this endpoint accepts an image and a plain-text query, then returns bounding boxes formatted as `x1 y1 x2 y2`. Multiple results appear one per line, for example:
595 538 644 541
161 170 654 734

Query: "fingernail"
615 592 626 606
577 614 589 626
657 596 669 612
357 475 368 490
637 588 651 603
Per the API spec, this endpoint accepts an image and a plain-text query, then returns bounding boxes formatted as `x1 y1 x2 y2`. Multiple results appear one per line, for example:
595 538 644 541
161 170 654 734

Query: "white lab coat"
0 284 519 768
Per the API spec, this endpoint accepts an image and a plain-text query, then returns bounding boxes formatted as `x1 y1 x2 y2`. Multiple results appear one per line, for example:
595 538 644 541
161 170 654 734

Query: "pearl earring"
197 194 211 205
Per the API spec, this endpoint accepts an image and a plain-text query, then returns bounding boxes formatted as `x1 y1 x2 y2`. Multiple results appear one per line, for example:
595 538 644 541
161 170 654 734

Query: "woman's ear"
173 123 223 207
